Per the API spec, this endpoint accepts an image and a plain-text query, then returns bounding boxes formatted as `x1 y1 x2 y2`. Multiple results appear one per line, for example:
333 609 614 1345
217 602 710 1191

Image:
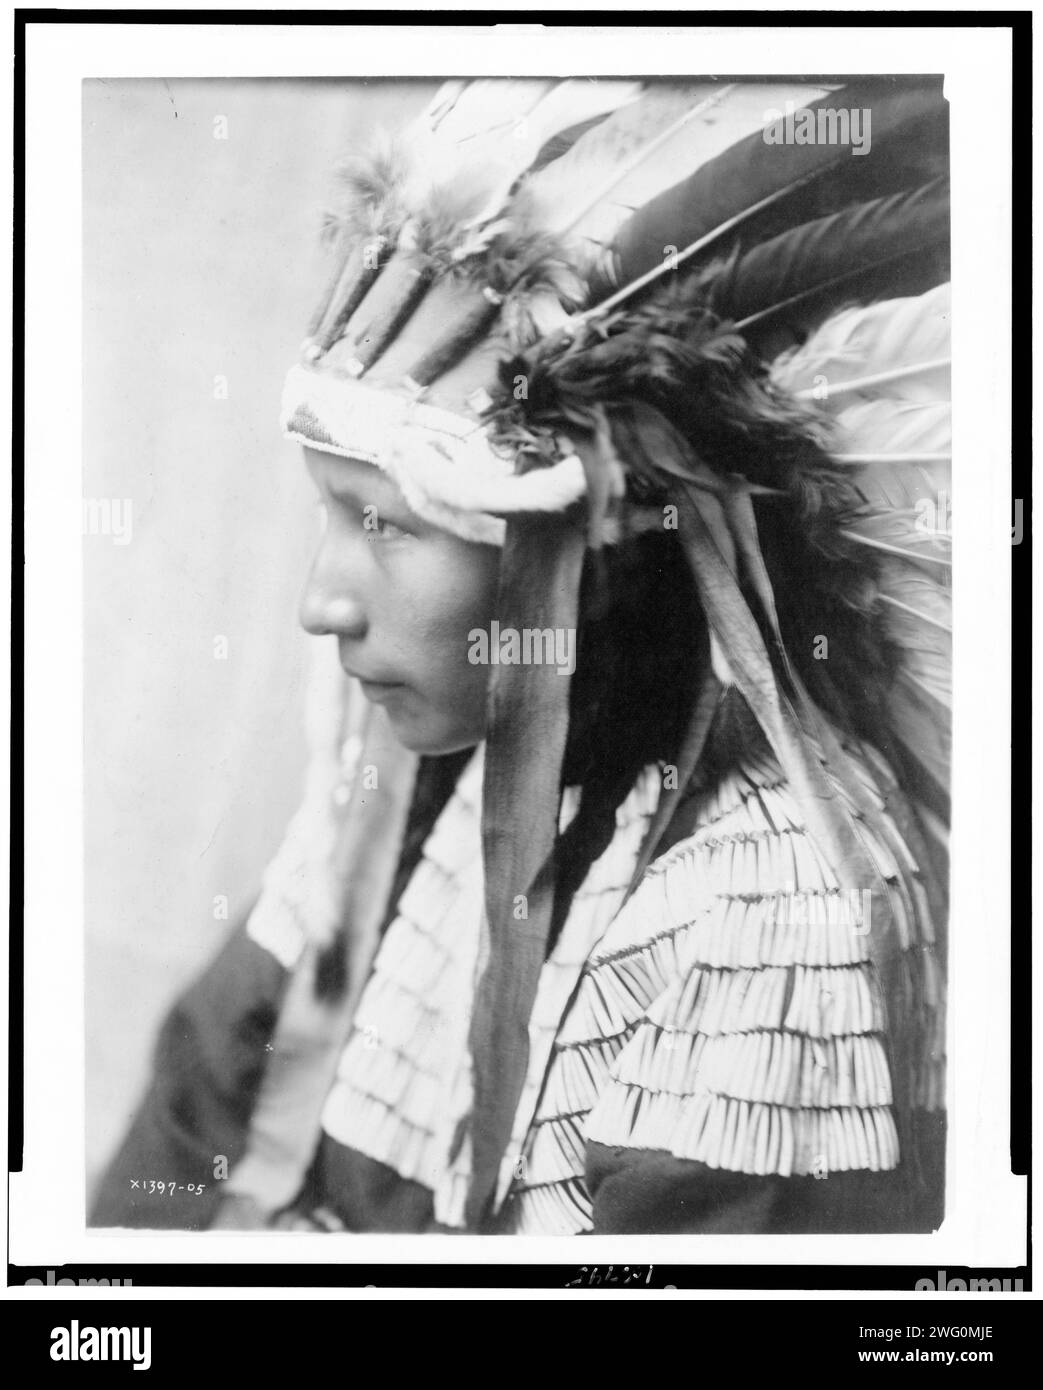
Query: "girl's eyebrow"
318 460 390 505
322 471 370 504
318 459 422 524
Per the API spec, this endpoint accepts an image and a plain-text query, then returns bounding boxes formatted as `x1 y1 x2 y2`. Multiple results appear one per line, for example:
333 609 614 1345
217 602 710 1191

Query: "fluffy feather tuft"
321 138 410 248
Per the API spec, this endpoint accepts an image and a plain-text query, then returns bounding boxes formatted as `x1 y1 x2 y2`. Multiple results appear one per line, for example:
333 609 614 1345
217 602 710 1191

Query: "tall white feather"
771 284 952 799
771 283 952 400
401 78 644 247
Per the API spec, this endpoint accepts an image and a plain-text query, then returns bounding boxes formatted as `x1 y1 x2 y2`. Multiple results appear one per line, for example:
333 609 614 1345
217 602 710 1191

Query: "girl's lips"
357 676 406 699
340 662 403 689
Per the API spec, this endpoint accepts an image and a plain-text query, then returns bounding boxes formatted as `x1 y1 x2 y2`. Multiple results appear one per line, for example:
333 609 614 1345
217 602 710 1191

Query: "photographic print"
14 18 1026 1316
84 69 952 1238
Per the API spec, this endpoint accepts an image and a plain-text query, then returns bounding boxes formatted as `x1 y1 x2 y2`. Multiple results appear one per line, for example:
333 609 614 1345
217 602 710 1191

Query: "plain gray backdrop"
83 77 437 1188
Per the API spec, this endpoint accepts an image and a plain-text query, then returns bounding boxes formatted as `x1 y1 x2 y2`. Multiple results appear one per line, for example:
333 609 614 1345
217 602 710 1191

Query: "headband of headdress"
281 77 951 1229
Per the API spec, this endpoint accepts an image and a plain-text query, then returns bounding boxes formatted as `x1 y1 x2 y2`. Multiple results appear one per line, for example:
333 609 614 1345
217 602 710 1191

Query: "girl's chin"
386 706 487 756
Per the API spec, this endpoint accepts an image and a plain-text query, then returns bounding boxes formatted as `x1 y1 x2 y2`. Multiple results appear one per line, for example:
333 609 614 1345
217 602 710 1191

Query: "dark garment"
90 925 286 1232
584 1120 946 1235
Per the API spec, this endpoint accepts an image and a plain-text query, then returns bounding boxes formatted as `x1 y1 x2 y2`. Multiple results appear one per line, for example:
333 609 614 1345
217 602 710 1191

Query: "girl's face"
299 447 501 754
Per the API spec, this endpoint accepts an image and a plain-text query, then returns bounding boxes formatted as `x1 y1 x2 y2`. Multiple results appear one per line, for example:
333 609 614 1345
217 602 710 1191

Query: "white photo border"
13 14 1024 1290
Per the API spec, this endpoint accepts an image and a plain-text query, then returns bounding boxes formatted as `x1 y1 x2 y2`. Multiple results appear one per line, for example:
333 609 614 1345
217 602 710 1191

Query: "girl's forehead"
304 447 396 498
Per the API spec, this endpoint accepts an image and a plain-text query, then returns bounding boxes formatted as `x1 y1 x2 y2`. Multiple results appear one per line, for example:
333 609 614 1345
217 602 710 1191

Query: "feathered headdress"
269 76 950 1230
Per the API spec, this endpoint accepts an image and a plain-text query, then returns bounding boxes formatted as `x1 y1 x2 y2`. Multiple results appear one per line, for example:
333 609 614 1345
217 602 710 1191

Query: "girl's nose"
299 552 368 640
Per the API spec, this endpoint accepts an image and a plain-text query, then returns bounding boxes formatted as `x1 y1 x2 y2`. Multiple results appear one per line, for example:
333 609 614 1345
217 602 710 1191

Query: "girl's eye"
369 516 413 542
321 495 413 541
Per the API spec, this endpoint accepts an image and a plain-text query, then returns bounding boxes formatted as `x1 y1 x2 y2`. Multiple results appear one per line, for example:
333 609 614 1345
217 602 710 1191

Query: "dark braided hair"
540 344 900 948
550 528 706 949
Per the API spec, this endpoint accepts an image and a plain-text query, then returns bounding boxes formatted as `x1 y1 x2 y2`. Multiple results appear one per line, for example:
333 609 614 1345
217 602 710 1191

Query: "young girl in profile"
93 76 950 1235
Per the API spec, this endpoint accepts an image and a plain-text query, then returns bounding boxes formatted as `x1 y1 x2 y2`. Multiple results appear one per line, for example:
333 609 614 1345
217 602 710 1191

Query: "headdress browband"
280 364 587 546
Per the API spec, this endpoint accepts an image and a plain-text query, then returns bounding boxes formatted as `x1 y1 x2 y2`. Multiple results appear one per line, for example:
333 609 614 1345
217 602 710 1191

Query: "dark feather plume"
588 78 948 307
710 178 950 328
